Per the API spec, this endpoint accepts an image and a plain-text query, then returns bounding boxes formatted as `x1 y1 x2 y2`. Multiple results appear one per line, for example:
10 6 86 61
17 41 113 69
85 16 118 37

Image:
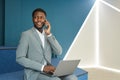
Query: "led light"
98 66 120 73
100 0 120 12
95 0 99 66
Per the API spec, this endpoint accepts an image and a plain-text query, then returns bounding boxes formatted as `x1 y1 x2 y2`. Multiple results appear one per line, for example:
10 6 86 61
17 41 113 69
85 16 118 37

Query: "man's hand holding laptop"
43 65 55 75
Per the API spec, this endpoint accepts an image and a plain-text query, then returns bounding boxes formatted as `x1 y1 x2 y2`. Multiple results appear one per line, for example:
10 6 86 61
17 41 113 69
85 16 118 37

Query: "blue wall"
4 0 95 58
0 0 5 46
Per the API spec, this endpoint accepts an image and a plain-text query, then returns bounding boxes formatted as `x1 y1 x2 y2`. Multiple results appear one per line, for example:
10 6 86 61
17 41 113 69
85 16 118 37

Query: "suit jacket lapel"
31 27 50 63
31 27 44 50
43 34 47 50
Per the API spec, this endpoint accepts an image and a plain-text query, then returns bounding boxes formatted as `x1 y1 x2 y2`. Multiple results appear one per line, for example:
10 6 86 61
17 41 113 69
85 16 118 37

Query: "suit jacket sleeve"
16 32 43 72
47 34 62 55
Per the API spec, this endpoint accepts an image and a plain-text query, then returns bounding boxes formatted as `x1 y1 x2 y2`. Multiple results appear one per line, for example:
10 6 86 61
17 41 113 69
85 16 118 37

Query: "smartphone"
43 19 48 29
44 25 48 29
42 23 48 30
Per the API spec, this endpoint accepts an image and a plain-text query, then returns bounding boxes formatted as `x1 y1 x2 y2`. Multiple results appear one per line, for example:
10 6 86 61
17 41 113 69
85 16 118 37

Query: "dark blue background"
0 0 95 58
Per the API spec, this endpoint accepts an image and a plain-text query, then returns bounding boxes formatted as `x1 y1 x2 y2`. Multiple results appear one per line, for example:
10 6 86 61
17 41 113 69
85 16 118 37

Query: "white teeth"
37 22 41 25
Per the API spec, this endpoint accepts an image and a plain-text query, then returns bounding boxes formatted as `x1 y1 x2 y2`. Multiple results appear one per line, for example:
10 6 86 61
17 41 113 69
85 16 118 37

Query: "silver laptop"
52 59 80 77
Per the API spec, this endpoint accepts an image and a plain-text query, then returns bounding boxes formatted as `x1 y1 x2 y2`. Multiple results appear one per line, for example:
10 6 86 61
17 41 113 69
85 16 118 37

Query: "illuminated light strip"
79 66 120 73
100 0 120 12
98 66 120 73
63 1 97 60
95 0 99 66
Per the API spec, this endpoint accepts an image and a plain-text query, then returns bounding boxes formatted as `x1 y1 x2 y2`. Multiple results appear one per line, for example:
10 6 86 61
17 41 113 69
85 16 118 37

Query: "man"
16 8 77 80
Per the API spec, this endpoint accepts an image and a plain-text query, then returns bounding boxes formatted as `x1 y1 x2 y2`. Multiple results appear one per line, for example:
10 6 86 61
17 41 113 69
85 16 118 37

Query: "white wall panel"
99 1 120 70
64 0 120 70
64 5 96 67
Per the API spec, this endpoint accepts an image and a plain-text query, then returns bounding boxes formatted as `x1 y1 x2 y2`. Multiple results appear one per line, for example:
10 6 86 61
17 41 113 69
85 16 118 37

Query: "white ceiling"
103 0 120 9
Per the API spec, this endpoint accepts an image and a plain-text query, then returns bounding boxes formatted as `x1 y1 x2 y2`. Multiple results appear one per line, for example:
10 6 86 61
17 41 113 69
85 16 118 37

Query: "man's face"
33 11 46 29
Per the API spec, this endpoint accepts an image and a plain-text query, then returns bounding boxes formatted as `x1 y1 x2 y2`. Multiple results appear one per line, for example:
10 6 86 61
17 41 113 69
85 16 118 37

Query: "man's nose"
37 17 42 21
38 18 45 22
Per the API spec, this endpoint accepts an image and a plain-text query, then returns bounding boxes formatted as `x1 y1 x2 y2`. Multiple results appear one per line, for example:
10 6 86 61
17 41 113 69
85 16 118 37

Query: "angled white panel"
64 3 97 67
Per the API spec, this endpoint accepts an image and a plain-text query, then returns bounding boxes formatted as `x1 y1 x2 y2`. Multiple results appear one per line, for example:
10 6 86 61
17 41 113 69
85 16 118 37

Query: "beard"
34 23 44 31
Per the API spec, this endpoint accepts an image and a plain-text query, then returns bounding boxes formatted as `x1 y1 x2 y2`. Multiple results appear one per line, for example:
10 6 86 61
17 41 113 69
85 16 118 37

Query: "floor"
83 67 120 80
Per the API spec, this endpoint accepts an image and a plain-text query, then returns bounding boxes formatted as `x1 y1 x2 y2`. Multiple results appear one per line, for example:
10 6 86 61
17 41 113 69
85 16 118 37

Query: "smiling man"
16 8 77 80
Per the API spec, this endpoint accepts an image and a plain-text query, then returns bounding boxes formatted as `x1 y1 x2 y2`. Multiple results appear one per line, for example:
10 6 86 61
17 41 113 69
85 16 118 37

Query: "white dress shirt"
36 29 45 48
35 28 52 72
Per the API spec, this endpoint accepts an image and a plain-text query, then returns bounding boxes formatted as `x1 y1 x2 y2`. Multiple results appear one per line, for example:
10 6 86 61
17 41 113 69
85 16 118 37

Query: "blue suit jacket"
16 27 62 80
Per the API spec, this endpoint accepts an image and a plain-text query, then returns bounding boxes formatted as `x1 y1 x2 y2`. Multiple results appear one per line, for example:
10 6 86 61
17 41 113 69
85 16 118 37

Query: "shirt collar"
35 28 45 35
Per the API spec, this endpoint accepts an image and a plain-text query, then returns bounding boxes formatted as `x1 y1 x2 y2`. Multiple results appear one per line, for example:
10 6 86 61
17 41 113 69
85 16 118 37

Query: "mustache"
34 22 45 30
34 25 44 30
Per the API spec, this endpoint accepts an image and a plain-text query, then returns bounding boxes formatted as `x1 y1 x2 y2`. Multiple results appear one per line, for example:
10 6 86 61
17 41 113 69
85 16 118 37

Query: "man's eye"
40 16 45 19
33 16 45 20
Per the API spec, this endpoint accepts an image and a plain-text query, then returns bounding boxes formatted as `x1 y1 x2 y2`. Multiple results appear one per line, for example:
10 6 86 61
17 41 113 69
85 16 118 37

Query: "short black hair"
32 8 47 17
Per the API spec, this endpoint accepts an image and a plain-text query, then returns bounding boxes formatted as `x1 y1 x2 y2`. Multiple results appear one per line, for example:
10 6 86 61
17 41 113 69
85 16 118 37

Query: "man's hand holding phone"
44 20 51 35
